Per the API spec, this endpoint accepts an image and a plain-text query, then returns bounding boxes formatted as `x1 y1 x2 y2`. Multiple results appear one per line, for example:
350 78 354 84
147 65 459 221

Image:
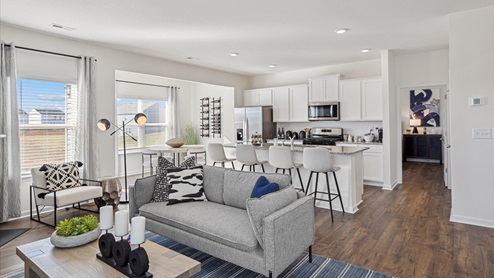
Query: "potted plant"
182 123 199 145
50 215 101 248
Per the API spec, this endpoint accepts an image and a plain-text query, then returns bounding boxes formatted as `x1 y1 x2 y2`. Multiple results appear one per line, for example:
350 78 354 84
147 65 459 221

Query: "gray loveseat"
129 165 314 277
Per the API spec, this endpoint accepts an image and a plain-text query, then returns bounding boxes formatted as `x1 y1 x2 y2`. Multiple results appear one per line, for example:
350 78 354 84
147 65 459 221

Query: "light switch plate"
472 128 492 139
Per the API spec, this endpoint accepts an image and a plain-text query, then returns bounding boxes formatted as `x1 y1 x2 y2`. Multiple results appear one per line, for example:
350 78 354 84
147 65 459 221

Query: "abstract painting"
410 89 440 127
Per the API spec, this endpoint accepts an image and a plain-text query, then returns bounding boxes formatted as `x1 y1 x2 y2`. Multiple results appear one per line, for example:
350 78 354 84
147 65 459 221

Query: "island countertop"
223 143 369 155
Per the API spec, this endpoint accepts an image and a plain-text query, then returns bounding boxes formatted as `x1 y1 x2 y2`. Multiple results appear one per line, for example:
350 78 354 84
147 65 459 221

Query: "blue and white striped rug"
147 232 394 278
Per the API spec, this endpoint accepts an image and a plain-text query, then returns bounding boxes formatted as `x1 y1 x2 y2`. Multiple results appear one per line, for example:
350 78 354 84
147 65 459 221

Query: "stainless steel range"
303 127 343 146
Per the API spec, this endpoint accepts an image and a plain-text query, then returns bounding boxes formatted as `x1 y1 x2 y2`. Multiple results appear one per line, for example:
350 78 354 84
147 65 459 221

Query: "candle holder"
129 244 150 276
98 230 115 258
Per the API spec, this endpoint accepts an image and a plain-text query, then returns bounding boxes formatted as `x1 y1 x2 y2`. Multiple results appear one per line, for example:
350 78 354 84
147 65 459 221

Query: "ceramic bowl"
363 134 374 143
166 138 185 148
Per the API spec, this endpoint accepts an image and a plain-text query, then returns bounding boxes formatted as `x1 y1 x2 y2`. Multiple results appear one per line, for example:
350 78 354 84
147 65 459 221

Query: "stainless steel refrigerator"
234 107 276 143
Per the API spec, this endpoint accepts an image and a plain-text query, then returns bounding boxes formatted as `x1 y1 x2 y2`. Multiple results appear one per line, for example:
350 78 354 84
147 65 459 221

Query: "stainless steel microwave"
308 102 340 121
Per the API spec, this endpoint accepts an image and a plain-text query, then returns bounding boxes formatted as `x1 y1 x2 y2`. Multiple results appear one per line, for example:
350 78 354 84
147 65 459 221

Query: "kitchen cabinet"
339 77 382 121
309 74 341 103
403 134 442 163
337 143 384 184
243 88 273 106
273 84 308 122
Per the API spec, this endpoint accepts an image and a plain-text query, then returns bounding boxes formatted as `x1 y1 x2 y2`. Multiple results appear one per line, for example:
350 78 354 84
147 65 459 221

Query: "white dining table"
148 146 190 166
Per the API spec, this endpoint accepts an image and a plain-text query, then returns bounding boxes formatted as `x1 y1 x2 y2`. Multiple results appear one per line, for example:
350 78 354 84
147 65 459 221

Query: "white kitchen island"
223 143 368 213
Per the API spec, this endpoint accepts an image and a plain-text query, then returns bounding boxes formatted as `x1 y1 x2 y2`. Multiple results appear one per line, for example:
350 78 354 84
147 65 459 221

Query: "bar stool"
268 146 304 193
303 147 344 222
208 143 235 169
236 144 267 172
141 150 158 177
188 148 207 165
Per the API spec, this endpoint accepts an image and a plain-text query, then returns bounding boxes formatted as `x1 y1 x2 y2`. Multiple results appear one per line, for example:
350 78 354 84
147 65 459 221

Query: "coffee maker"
377 128 383 143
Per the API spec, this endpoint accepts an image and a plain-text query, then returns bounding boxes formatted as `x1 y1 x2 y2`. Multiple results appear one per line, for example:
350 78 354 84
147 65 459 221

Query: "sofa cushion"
202 165 226 204
246 186 298 247
139 201 259 252
223 170 291 210
167 166 207 205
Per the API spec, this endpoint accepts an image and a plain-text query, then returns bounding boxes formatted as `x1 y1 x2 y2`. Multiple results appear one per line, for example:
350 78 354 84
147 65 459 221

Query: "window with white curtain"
116 98 167 150
17 78 78 174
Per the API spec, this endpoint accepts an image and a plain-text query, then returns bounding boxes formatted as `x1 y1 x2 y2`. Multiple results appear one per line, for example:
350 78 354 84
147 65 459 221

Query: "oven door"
308 103 339 121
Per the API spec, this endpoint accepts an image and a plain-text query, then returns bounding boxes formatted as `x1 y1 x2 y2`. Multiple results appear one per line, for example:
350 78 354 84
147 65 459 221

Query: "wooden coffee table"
16 237 201 278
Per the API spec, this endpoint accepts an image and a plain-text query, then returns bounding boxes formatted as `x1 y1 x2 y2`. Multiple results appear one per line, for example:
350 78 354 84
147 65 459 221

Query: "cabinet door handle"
446 145 451 148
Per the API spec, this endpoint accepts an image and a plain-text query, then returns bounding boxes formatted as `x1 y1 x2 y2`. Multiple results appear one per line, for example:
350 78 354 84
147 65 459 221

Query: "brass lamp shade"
134 113 147 125
97 119 111 131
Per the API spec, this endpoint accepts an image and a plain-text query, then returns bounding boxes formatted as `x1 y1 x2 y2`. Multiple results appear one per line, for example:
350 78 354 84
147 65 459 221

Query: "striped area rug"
147 232 394 278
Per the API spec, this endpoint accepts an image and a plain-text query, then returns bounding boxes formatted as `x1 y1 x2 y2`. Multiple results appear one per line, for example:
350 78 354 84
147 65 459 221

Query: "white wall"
248 59 381 89
1 25 248 216
449 6 494 228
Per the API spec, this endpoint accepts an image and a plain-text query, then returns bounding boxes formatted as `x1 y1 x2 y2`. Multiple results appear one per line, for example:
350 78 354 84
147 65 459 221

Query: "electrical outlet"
472 128 492 139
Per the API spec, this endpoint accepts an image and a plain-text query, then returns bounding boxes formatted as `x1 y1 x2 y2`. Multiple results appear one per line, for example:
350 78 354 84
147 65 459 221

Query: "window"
116 98 167 150
17 79 78 174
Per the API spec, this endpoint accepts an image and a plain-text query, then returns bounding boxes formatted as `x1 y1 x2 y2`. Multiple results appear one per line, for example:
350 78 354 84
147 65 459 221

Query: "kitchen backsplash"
275 121 383 138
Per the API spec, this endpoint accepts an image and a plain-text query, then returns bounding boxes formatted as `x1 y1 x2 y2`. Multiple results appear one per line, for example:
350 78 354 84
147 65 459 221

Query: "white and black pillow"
40 161 82 191
167 166 206 205
156 156 196 176
150 156 197 203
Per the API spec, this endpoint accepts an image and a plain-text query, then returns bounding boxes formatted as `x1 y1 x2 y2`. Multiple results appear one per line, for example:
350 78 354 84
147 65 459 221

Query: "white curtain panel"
75 57 100 180
0 41 21 222
167 86 179 139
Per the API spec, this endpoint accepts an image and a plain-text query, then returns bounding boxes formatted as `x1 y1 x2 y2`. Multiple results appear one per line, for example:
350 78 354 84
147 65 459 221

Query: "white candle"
115 210 129 237
99 205 113 230
130 216 146 245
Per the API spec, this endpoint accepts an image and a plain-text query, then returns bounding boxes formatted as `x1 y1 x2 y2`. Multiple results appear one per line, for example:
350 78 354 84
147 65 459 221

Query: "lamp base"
412 126 419 134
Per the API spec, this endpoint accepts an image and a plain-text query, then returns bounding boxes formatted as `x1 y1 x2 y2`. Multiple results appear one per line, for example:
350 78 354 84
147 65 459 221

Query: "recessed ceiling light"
51 23 76 31
187 56 200 60
361 49 371 53
269 64 277 68
335 28 348 34
229 52 239 57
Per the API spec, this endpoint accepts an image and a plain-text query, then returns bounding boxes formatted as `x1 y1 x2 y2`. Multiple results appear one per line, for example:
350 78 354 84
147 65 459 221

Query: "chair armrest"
30 185 55 193
81 178 103 186
129 175 157 218
263 196 314 277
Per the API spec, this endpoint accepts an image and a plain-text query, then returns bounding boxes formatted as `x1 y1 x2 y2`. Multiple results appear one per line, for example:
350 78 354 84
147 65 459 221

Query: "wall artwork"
410 89 440 127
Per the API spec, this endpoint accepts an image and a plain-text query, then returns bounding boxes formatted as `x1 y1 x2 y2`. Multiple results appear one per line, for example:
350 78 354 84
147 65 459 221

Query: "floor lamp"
97 113 147 204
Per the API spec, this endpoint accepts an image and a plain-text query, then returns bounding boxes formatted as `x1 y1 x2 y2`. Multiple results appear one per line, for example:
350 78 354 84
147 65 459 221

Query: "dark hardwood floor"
2 162 494 277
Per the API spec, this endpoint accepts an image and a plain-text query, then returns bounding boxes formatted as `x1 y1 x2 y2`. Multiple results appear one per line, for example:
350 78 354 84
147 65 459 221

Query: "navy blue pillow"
251 176 279 198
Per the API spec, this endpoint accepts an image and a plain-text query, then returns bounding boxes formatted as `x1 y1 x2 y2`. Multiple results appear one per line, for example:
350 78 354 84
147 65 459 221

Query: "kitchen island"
223 143 368 213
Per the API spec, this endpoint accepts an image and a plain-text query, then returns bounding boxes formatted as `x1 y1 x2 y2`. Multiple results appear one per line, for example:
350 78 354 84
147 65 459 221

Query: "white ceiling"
1 0 493 76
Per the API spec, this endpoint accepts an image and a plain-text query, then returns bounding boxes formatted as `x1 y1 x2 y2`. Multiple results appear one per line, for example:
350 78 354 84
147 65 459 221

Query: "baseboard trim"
382 180 399 191
450 214 494 229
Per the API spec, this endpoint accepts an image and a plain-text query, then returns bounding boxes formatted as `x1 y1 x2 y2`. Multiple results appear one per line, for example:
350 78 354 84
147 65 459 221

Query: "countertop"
266 139 383 146
223 143 369 155
335 141 383 145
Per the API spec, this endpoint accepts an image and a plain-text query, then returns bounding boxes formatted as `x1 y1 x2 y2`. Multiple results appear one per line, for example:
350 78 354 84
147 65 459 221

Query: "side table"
99 177 122 207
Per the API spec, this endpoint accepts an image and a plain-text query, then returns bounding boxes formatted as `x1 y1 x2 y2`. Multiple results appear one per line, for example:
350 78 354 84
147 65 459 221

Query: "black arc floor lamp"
97 113 147 204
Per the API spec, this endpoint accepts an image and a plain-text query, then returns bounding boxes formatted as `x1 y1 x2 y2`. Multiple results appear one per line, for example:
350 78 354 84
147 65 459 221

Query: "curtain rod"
116 79 180 89
3 43 97 61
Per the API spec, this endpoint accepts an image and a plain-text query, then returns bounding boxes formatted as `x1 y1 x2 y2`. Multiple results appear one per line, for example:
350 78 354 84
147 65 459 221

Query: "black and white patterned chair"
30 162 103 227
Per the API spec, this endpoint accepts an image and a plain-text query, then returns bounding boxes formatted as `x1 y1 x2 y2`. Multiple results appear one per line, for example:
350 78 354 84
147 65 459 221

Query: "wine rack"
199 97 210 137
211 97 221 138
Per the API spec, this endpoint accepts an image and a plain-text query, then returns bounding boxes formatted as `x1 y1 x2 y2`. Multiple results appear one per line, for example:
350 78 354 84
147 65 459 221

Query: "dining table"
148 146 190 166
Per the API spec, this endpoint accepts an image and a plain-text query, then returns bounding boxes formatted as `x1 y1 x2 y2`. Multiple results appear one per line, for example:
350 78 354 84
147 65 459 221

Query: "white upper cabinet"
361 79 383 121
273 87 290 122
289 85 309 122
273 85 308 122
339 77 382 121
243 88 272 106
309 74 341 103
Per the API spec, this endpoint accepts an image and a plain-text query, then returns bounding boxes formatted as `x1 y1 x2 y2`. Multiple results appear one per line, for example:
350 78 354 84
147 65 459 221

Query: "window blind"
17 79 78 174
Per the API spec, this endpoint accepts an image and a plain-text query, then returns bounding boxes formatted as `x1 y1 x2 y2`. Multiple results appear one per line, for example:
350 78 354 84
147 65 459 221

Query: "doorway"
397 84 450 189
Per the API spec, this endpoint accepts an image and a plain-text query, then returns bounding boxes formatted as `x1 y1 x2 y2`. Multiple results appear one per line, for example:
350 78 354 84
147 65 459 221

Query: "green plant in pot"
182 123 199 145
51 215 101 248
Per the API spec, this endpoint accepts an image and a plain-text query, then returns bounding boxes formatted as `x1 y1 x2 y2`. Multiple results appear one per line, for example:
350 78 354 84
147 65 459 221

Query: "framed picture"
409 88 440 127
